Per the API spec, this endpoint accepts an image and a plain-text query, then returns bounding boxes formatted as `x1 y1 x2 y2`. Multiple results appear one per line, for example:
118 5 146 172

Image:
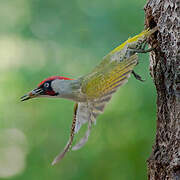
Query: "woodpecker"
21 27 157 165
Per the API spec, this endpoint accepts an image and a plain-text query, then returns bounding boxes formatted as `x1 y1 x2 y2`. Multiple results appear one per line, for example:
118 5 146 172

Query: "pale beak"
20 88 43 101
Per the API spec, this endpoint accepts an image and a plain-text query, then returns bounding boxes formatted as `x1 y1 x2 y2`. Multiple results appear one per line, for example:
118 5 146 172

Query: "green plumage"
81 27 158 99
82 54 138 99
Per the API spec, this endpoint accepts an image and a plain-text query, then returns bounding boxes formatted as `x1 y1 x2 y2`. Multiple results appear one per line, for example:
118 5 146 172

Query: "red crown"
38 76 73 87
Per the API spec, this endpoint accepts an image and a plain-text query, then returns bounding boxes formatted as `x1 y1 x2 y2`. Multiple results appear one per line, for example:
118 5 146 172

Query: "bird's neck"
51 79 85 102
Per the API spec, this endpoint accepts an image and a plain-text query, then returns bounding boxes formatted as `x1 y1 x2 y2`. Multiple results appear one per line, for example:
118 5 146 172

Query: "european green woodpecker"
21 27 157 165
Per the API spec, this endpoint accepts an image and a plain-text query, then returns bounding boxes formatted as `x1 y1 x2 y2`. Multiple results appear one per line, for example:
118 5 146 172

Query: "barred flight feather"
82 54 138 99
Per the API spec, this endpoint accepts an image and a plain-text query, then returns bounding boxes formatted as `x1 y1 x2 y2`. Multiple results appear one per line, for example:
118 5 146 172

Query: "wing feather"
51 104 77 165
82 54 138 99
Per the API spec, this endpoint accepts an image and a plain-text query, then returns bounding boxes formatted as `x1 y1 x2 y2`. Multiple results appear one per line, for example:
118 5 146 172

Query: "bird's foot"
132 70 145 82
129 40 157 54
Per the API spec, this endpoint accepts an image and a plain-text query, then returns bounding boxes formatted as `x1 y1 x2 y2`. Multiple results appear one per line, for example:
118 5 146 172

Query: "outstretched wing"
82 54 138 99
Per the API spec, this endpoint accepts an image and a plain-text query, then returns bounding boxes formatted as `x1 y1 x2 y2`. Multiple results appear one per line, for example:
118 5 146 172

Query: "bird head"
20 76 72 101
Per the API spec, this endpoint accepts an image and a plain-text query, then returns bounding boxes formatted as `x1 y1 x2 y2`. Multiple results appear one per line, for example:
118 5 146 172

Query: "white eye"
44 83 49 88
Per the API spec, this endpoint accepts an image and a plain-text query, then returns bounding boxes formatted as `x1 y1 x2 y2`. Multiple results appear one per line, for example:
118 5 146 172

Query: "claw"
132 70 145 82
129 42 157 54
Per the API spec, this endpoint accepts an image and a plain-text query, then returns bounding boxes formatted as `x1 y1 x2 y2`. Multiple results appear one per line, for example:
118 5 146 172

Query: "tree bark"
144 0 180 179
145 0 180 180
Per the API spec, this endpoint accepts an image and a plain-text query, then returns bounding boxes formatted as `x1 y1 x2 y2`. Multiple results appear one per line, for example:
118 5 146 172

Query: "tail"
110 26 158 54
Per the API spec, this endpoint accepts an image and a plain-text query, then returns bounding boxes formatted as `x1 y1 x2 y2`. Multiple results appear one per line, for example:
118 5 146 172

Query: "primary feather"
82 54 138 99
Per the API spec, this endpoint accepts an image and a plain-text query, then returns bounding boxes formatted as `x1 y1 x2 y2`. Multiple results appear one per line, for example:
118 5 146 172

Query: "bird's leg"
132 46 156 53
132 70 145 82
129 40 157 54
141 39 148 50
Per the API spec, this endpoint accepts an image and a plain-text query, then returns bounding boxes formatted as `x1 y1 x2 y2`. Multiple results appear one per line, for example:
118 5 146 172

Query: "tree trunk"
144 0 180 179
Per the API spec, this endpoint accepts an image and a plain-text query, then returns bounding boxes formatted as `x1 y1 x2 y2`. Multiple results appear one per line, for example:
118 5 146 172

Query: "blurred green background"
0 0 156 179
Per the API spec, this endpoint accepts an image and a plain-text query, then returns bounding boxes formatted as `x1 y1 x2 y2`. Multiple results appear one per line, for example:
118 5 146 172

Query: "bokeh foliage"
0 0 156 179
